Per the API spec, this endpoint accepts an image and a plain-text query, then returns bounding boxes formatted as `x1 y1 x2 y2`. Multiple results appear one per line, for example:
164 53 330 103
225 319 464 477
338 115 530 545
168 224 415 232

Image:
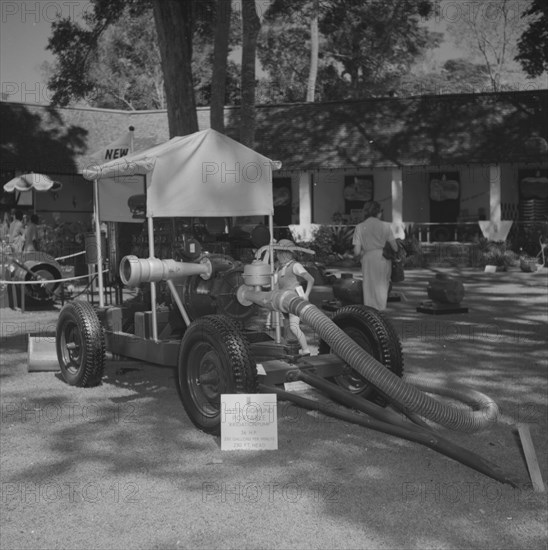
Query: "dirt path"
1 268 547 549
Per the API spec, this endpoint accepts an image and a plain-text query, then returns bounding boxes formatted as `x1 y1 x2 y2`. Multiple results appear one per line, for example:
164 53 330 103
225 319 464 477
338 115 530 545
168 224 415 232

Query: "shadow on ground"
1 268 546 549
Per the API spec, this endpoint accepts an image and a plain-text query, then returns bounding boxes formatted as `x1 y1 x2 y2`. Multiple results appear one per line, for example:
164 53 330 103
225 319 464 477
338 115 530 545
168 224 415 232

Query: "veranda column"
391 167 405 238
489 163 501 223
479 163 512 241
299 171 312 225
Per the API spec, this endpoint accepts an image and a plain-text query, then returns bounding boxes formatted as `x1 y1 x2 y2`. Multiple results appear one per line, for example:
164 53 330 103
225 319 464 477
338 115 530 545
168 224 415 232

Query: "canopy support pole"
93 179 105 308
147 215 158 341
268 214 281 344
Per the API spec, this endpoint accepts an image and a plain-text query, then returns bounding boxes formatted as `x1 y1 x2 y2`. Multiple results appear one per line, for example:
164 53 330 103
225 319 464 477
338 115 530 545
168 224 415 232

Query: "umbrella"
3 173 62 192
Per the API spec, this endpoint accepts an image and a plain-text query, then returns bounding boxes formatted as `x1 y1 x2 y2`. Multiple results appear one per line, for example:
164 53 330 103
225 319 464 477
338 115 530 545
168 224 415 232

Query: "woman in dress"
8 210 25 254
24 214 39 251
0 211 10 242
352 201 398 311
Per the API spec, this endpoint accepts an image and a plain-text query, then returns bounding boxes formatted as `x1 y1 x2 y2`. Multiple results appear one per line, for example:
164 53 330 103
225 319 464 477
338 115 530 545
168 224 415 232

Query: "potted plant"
518 246 544 273
480 241 518 272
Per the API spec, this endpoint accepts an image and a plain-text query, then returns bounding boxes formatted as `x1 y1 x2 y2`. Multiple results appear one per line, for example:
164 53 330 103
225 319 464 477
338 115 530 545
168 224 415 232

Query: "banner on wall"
429 173 460 201
429 172 460 220
429 172 460 242
344 175 374 215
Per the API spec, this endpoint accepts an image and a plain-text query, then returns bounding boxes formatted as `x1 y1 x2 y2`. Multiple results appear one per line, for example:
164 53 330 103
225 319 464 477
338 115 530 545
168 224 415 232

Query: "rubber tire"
177 315 258 435
56 301 106 387
319 305 403 405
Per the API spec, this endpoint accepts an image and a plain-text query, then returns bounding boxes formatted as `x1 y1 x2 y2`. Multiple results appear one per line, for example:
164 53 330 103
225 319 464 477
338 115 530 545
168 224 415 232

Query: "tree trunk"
211 0 232 132
306 3 319 102
152 0 198 137
240 0 261 147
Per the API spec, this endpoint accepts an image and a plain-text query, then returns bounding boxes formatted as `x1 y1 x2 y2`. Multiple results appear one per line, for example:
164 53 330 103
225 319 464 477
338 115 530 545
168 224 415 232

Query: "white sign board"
221 394 278 451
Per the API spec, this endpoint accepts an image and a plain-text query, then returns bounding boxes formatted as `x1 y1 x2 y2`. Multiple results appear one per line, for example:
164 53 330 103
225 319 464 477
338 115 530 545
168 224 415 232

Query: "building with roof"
1 90 547 244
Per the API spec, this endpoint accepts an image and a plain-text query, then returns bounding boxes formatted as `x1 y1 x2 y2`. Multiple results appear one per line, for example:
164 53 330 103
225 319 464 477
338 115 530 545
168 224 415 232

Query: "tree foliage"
46 0 243 133
46 0 150 108
516 0 548 78
257 0 441 102
400 58 491 96
446 0 533 91
88 8 165 110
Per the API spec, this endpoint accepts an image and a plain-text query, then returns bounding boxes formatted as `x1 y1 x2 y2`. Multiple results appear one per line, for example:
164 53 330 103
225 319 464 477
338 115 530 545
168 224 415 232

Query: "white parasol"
3 173 62 193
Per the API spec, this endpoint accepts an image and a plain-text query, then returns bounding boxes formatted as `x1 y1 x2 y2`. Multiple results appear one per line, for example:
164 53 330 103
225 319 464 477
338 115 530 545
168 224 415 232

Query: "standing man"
352 201 398 311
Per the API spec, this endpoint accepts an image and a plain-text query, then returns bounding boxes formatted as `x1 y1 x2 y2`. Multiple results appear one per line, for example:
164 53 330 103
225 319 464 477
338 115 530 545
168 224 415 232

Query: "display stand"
416 300 469 314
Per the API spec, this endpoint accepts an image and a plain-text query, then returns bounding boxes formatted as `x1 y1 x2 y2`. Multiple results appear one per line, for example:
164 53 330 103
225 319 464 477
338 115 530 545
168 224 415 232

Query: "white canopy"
83 128 280 217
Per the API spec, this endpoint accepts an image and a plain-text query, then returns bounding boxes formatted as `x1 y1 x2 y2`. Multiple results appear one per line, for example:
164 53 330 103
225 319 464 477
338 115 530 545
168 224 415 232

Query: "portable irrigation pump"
54 129 525 488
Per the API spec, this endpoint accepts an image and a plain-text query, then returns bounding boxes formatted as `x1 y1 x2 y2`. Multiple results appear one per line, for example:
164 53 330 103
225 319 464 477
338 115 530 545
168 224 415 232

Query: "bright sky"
0 0 467 106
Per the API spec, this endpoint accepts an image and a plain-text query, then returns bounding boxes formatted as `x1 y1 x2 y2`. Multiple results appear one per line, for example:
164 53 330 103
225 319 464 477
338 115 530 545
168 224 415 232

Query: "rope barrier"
55 250 86 261
0 269 109 286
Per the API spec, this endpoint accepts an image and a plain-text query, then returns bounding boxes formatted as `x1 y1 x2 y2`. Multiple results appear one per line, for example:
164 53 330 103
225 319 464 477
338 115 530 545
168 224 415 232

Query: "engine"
119 252 261 331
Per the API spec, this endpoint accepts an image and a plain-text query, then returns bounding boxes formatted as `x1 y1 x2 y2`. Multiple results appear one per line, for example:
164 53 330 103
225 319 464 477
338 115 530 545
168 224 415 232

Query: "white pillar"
479 163 512 241
299 171 312 225
489 164 501 223
391 167 405 239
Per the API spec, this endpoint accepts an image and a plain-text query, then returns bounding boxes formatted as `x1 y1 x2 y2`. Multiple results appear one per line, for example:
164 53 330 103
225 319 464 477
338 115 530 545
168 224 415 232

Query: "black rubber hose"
285 296 498 433
260 383 521 487
295 370 426 433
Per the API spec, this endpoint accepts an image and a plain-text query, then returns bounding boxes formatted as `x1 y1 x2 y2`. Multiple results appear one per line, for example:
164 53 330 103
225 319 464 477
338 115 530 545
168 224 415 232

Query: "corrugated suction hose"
285 296 498 433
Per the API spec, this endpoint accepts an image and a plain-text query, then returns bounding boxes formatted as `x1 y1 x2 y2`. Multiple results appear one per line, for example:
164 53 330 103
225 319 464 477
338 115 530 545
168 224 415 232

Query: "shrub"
475 240 518 269
296 225 356 265
507 221 548 260
402 224 427 268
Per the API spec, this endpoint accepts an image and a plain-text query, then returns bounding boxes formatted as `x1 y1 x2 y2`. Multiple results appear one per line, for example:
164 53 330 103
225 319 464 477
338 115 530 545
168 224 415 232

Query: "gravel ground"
0 267 547 550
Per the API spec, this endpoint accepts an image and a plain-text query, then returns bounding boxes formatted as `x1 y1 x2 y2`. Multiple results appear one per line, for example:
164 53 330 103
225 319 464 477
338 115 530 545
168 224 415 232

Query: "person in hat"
352 201 398 310
272 239 315 355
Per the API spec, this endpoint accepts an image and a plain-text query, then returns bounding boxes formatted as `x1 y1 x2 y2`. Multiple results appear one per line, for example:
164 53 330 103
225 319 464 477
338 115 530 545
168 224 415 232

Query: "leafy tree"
240 0 261 146
320 0 439 97
45 0 253 139
400 58 490 96
258 0 440 102
446 0 534 91
516 0 548 78
46 0 221 135
306 0 319 101
87 8 165 110
151 0 198 135
210 0 232 131
46 0 138 107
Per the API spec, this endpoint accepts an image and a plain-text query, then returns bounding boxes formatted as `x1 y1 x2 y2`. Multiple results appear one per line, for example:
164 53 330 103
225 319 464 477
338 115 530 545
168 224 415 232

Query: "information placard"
221 394 278 451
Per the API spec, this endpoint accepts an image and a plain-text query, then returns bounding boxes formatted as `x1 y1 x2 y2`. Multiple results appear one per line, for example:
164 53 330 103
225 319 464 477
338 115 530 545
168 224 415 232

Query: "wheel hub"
64 325 82 367
196 351 223 400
